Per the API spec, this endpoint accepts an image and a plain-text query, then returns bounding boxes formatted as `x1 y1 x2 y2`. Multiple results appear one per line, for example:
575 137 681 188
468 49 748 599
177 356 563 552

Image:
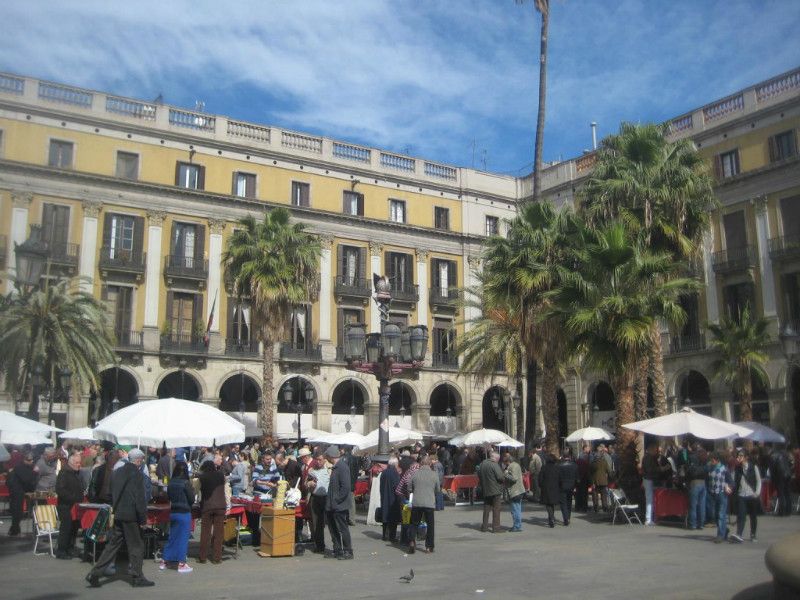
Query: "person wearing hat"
324 445 353 559
86 448 154 588
7 453 38 536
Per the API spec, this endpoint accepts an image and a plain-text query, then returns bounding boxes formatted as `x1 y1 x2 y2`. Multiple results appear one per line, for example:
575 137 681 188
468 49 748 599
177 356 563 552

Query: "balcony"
279 343 322 362
429 286 460 311
768 235 800 262
711 245 757 274
334 275 371 300
160 333 207 354
390 282 419 304
432 353 459 369
225 338 260 357
669 333 707 354
99 246 146 280
115 330 143 350
43 240 80 271
164 255 208 285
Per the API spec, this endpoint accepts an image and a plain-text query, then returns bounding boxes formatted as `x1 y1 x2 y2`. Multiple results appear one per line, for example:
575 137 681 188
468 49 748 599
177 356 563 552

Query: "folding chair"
33 504 60 556
84 506 111 564
610 488 642 526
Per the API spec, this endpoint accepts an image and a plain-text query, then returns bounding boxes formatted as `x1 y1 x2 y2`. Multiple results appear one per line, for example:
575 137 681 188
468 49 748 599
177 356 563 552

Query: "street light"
283 379 315 446
342 273 428 459
14 224 48 289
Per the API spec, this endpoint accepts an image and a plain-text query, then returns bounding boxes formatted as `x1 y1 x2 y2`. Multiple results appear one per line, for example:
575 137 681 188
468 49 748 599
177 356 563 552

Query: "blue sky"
1 1 798 175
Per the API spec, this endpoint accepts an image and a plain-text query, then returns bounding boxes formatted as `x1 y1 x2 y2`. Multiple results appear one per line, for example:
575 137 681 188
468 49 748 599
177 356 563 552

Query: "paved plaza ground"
1 501 797 600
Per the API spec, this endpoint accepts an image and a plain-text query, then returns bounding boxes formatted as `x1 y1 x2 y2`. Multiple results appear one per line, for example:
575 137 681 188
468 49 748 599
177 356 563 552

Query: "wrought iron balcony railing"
160 333 207 353
115 330 143 350
225 338 259 357
768 234 800 262
334 275 371 298
99 245 146 274
669 333 707 354
164 254 208 280
279 343 322 361
711 245 757 274
429 286 459 306
432 353 459 369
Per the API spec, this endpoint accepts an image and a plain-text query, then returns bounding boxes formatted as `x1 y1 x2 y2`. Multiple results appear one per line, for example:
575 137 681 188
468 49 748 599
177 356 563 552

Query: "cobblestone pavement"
1 501 797 600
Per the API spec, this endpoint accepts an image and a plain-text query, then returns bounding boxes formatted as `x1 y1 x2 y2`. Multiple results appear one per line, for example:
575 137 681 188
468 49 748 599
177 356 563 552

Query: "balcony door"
722 211 747 251
338 245 365 286
386 252 413 291
780 196 800 239
42 203 70 250
171 222 204 269
432 259 457 297
228 301 252 343
102 285 133 341
288 305 311 350
167 291 202 339
103 213 144 261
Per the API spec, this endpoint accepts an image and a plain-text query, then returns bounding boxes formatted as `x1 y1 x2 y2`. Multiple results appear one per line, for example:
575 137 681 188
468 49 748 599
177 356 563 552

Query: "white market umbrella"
323 431 368 448
357 427 424 452
733 421 785 444
565 426 615 443
0 410 62 444
1 431 54 445
497 436 524 449
94 397 245 447
304 429 335 443
450 428 509 448
59 427 97 442
622 408 752 440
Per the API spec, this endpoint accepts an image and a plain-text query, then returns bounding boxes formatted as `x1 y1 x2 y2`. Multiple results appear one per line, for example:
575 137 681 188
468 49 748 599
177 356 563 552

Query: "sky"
0 1 798 176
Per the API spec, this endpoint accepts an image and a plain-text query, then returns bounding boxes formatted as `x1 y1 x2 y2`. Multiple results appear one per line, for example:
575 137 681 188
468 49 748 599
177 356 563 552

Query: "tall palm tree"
483 201 578 454
581 122 717 416
548 223 696 491
223 208 321 438
532 0 549 203
707 306 770 428
0 279 116 420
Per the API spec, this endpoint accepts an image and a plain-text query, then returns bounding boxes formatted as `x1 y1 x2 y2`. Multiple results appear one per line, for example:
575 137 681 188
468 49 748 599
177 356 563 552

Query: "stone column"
416 249 429 326
754 196 777 317
465 255 482 330
79 200 102 293
9 192 32 282
143 210 165 350
369 242 383 332
206 219 225 353
318 236 335 359
702 230 719 324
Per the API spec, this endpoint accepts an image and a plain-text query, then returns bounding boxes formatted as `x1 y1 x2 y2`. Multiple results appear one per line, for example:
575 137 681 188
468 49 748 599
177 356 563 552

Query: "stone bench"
765 532 800 599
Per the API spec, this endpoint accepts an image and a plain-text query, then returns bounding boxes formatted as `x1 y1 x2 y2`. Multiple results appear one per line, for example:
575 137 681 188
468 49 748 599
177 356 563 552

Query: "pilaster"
79 200 102 293
753 196 777 317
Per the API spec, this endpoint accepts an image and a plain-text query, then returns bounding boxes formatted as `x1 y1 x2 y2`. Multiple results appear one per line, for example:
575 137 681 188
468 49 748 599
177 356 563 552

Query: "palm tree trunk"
649 322 668 416
633 358 648 421
613 372 640 498
525 358 538 448
261 333 275 440
515 378 524 442
532 0 549 203
541 360 560 456
738 367 753 450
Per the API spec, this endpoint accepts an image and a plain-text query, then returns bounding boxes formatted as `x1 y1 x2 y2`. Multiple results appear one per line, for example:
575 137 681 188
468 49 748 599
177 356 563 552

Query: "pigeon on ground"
399 568 414 583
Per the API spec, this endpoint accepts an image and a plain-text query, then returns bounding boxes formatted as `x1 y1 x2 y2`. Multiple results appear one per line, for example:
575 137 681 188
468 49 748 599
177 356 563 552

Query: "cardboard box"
259 506 295 557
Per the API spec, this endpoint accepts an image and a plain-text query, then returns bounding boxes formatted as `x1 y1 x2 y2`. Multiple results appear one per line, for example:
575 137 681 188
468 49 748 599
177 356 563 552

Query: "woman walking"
161 462 195 573
730 449 762 543
197 460 226 564
538 453 560 528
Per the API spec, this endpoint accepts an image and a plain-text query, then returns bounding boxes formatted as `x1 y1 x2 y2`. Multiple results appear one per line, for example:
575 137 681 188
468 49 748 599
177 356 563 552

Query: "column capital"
467 255 481 269
753 194 768 215
209 218 226 234
319 234 334 250
11 192 33 208
416 248 429 261
146 210 167 226
81 200 103 218
369 241 383 256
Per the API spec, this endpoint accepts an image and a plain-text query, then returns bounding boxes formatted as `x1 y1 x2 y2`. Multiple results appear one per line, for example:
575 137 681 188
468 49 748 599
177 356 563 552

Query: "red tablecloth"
74 503 247 530
523 472 531 491
653 488 688 521
442 474 479 493
760 480 776 512
354 478 370 497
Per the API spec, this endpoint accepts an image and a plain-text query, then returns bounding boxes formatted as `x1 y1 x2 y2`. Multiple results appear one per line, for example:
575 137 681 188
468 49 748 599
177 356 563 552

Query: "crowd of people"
1 435 798 589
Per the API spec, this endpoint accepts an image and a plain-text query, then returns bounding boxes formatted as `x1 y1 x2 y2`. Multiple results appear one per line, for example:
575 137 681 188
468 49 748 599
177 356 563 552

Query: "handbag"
374 506 383 523
285 477 302 507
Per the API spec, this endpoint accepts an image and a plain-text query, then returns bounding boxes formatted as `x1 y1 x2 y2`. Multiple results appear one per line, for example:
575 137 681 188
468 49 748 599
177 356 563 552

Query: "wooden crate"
259 506 295 557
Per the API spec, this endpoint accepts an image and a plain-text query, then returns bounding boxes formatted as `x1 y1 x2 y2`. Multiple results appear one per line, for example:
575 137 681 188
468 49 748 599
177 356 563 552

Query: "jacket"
478 459 505 498
111 461 147 524
198 469 227 513
538 459 561 505
326 459 352 512
55 467 84 506
591 455 611 486
35 458 58 492
379 467 401 524
410 467 439 509
558 459 579 492
504 461 526 499
168 476 195 513
8 463 38 495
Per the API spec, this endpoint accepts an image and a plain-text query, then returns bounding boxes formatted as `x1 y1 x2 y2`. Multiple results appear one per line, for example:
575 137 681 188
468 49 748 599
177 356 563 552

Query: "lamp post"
283 379 315 446
14 224 48 290
342 274 428 460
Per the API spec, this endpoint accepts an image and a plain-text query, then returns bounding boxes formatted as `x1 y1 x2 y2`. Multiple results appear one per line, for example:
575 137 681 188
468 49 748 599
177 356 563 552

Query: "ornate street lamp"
14 225 48 289
342 274 428 459
284 379 315 446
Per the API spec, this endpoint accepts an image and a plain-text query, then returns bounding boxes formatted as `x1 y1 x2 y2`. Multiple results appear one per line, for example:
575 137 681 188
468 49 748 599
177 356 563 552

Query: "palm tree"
482 201 578 454
548 223 697 491
223 208 321 438
707 305 770 429
0 278 116 420
581 122 717 416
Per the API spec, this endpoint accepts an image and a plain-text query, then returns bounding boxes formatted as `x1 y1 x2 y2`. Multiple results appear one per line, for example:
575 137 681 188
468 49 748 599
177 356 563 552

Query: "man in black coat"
86 448 154 588
55 453 85 558
341 446 360 526
558 448 579 526
538 453 561 528
324 445 353 559
7 453 38 536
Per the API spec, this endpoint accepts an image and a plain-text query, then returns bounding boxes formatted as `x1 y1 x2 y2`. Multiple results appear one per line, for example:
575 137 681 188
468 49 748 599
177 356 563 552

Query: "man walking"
686 443 708 530
409 456 439 553
502 453 525 532
86 448 154 588
55 453 84 559
478 451 504 533
306 452 331 554
558 447 579 526
325 445 353 559
707 452 733 544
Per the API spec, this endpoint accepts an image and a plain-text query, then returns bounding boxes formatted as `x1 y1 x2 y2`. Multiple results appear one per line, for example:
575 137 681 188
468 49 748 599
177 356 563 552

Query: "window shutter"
450 260 458 289
169 222 178 256
385 252 392 279
431 259 439 288
174 162 182 186
342 193 349 213
197 165 206 190
42 203 54 242
132 216 144 257
195 225 206 261
102 213 113 249
336 308 344 352
405 253 413 287
226 297 235 341
768 135 778 163
232 172 238 196
713 155 722 180
193 294 204 331
357 194 364 216
165 291 174 328
358 247 367 281
100 284 109 302
336 244 343 277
